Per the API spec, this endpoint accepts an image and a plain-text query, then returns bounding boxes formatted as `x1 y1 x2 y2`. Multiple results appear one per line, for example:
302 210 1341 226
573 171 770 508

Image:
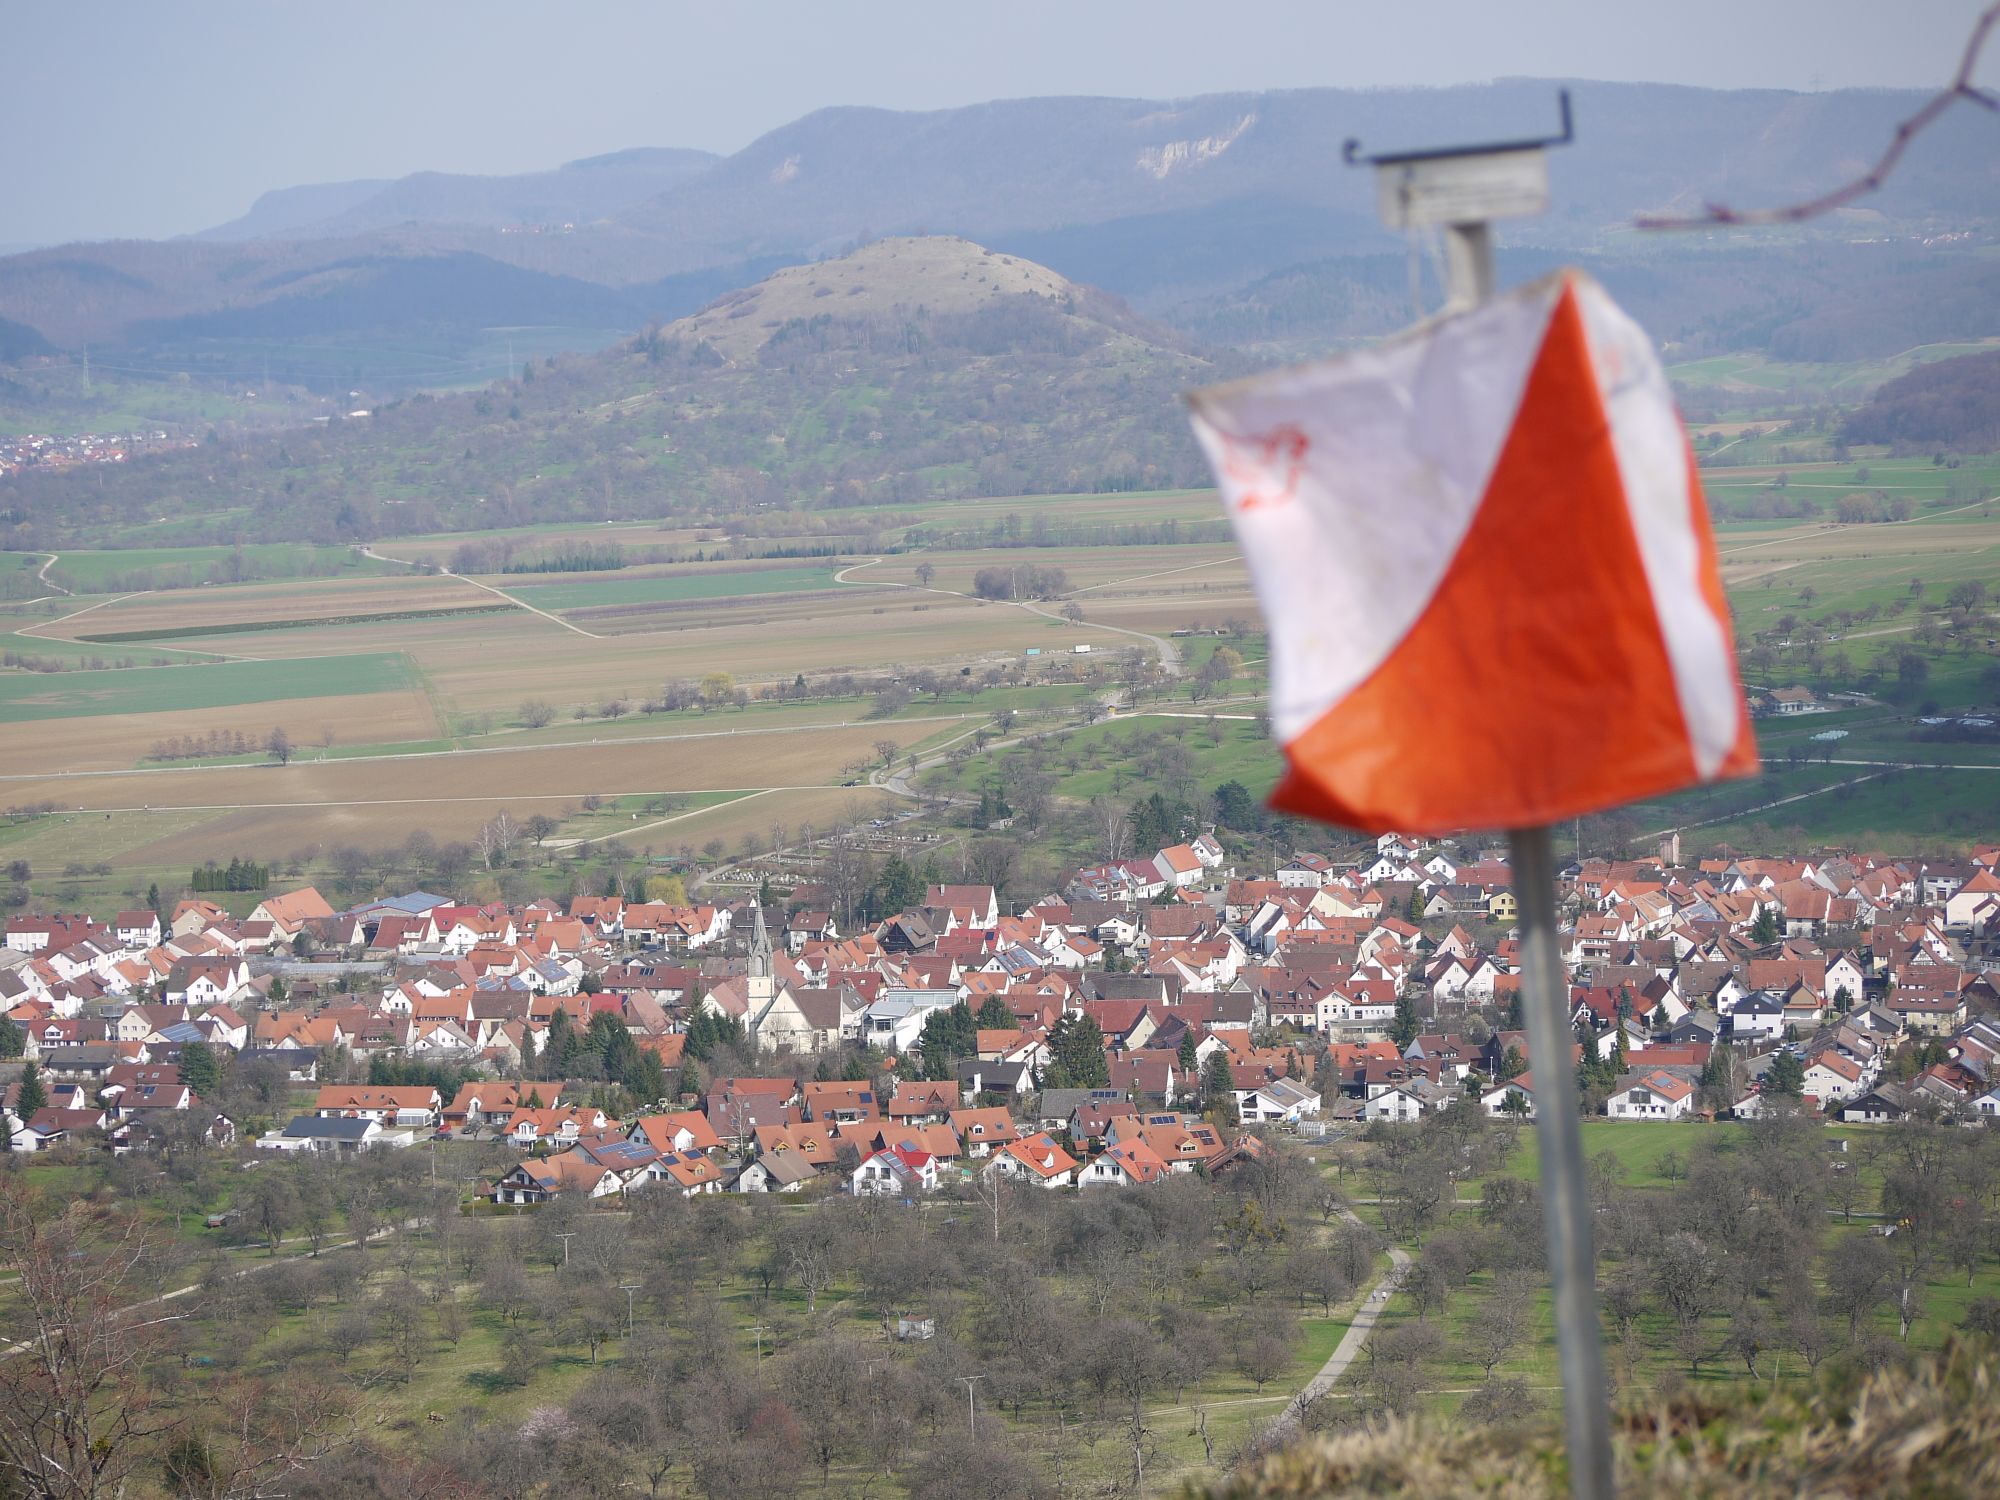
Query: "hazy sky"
7 0 1992 245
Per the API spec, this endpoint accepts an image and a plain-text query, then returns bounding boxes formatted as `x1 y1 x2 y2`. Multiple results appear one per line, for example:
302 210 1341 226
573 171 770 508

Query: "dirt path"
33 553 71 597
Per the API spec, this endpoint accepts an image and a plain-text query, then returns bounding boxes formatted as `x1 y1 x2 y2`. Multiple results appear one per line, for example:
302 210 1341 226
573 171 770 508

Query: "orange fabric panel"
1273 283 1738 834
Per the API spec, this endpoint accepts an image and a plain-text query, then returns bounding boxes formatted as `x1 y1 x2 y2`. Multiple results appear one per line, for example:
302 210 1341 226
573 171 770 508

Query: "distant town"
6 827 1996 1186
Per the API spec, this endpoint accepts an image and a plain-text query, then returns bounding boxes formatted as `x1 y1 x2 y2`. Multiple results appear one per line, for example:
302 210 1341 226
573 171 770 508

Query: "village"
3 824 1998 1203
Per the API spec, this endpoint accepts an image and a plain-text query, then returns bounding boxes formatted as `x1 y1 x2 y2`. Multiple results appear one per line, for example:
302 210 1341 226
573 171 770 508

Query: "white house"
1235 1077 1322 1126
1605 1070 1695 1120
849 1145 939 1197
986 1133 1078 1189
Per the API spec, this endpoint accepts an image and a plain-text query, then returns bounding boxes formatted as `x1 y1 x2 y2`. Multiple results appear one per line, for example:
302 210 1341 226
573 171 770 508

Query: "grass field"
36 541 398 591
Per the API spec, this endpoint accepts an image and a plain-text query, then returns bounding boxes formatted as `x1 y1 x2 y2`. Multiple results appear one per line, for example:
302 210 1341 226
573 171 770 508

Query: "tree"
914 562 935 588
15 1060 46 1120
699 671 736 708
1766 1050 1806 1097
1391 992 1420 1048
0 1018 23 1062
975 994 1014 1032
1200 1050 1236 1115
0 1180 181 1500
519 698 557 728
1751 904 1779 945
179 1039 221 1099
266 726 294 765
1043 1012 1109 1088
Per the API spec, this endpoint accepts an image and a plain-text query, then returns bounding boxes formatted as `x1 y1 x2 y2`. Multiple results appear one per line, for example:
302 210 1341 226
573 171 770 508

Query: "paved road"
1265 1207 1412 1442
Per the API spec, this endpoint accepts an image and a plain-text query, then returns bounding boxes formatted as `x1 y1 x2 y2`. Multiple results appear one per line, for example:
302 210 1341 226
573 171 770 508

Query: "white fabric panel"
1188 276 1562 743
1575 278 1741 777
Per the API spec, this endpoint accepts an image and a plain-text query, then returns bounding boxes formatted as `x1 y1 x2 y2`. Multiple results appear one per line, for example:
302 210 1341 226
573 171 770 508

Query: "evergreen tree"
877 856 925 916
1391 993 1420 1048
146 881 162 916
539 1007 579 1079
976 994 1014 1031
1177 1030 1200 1076
267 975 287 1007
1506 991 1524 1032
1499 1043 1528 1081
1046 1013 1109 1087
0 1019 22 1062
1201 1050 1236 1114
178 1040 221 1099
1751 904 1779 946
16 1061 46 1119
1766 1050 1807 1097
1406 886 1425 924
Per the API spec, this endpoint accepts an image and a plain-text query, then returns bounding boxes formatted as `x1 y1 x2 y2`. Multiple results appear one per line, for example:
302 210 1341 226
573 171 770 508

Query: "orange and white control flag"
1187 270 1756 835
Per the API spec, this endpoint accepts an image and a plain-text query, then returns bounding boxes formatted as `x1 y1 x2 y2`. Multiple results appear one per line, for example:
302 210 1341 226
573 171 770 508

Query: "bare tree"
1639 5 2000 228
0 1182 183 1500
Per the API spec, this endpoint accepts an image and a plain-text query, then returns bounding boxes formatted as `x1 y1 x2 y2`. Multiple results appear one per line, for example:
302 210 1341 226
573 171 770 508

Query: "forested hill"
1842 348 2000 452
0 238 1229 550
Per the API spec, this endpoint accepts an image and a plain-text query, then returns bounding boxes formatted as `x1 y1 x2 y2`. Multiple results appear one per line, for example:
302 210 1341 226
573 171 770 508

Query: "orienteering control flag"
1187 270 1756 835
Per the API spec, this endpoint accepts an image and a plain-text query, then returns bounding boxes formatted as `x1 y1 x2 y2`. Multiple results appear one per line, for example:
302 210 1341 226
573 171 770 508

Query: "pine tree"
179 1040 220 1099
1178 1030 1199 1076
1201 1050 1236 1118
1046 1013 1109 1087
1767 1050 1806 1097
1752 904 1779 946
976 994 1014 1031
16 1061 46 1119
1391 993 1419 1048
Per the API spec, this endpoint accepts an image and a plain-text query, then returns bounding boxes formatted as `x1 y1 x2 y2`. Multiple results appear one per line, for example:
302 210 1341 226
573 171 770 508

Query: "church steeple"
749 902 772 983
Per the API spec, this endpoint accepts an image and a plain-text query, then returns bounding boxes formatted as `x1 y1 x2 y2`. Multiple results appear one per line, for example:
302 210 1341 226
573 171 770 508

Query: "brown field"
0 689 440 775
33 573 493 637
0 720 928 865
136 594 1118 715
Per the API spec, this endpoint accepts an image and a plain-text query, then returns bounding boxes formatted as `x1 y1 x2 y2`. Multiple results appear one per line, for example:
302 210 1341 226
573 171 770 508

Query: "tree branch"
1638 4 2000 229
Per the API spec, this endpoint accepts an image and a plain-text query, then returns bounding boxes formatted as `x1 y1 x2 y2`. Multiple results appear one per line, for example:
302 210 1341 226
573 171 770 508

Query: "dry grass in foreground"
1202 1343 2000 1499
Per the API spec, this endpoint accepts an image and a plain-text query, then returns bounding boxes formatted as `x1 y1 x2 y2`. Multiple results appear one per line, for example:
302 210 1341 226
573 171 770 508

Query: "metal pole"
957 1374 983 1438
1512 824 1615 1500
620 1282 642 1338
1437 220 1614 1500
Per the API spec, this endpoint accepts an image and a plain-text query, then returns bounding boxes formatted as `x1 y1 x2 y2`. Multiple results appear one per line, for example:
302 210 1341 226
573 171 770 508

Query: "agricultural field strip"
0 711 982 784
833 556 1185 675
28 787 837 816
550 788 770 850
1715 498 2000 561
440 570 598 639
15 588 153 639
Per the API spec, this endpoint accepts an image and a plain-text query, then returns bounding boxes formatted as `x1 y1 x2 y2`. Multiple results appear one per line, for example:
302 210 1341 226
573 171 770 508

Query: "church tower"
745 902 774 1047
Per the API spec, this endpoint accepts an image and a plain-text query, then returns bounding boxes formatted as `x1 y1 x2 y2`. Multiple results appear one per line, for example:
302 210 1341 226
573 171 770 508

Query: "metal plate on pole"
1377 148 1551 230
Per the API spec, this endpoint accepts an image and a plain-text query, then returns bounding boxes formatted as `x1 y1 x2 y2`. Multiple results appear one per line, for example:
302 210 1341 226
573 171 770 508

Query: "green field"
1669 341 2000 406
507 564 843 611
34 541 397 592
0 651 415 721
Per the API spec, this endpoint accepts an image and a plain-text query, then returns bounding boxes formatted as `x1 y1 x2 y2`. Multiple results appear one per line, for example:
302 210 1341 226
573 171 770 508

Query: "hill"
194 147 719 242
1842 347 2000 450
4 80 1997 382
0 237 1227 549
